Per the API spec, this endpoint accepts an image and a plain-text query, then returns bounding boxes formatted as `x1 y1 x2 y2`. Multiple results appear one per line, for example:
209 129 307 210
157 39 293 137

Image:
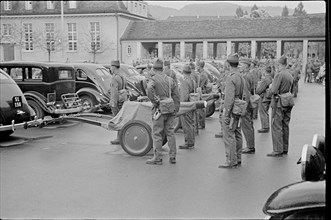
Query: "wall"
121 41 137 65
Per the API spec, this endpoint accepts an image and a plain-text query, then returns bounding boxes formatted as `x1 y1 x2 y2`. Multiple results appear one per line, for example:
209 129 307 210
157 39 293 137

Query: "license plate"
12 96 22 108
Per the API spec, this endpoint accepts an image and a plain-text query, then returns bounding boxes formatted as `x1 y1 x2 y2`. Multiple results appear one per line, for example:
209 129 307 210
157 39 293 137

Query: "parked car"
71 63 111 113
0 61 82 119
0 69 41 137
263 134 326 219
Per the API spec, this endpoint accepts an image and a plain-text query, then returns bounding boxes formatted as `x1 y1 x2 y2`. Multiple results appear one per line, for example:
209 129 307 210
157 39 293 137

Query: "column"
213 42 218 59
302 39 308 75
158 41 163 59
180 41 185 60
234 42 239 53
226 40 232 56
251 40 256 59
276 40 282 59
203 41 208 60
172 43 176 58
136 42 142 61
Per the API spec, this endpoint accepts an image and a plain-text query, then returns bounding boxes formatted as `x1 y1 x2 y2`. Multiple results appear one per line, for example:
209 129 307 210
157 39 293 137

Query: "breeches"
271 106 292 153
222 115 242 165
259 100 271 129
241 107 255 149
180 111 195 145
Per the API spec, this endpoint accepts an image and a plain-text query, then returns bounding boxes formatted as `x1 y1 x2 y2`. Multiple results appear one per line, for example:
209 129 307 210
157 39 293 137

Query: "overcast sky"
147 1 326 13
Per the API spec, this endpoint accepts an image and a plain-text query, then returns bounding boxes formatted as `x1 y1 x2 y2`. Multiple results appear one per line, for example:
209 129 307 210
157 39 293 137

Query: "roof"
166 15 236 21
121 14 326 41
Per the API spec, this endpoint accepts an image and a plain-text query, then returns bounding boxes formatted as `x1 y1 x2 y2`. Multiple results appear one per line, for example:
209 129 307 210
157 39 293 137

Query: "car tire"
119 120 153 156
173 117 182 132
27 100 45 119
80 95 96 113
206 102 216 117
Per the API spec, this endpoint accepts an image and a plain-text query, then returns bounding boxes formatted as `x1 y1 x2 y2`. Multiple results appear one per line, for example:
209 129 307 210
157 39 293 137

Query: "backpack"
158 76 176 114
117 74 128 102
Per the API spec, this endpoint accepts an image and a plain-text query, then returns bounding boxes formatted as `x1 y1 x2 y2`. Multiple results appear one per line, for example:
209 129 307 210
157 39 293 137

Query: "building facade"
121 14 325 73
0 1 152 63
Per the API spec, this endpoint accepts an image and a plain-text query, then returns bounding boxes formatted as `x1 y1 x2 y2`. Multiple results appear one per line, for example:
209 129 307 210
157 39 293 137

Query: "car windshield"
96 68 111 77
58 69 74 79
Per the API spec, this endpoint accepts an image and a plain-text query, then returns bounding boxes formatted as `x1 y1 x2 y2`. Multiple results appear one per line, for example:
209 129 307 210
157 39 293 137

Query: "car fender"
76 87 109 104
24 91 49 112
263 180 325 217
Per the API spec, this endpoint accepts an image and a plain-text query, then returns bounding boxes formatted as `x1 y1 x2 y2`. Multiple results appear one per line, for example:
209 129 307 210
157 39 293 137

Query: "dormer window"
4 1 12 10
47 1 55 10
25 1 32 10
68 1 77 9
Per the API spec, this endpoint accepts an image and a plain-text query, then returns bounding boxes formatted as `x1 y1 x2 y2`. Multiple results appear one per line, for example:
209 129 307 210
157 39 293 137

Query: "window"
68 1 76 9
67 23 77 51
58 69 73 79
47 1 55 9
127 45 132 56
25 1 32 10
23 23 33 51
4 1 11 10
9 68 23 80
75 69 87 80
2 24 12 36
45 23 55 51
90 22 100 51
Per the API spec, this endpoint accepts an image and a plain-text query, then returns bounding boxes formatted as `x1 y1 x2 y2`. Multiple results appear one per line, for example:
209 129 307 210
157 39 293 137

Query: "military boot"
146 152 163 165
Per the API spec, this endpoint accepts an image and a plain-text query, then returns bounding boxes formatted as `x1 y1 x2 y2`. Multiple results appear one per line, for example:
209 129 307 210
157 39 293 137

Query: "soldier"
218 54 244 169
305 59 314 83
289 61 301 98
195 61 209 129
240 58 256 154
146 58 180 165
267 56 294 157
250 59 260 120
109 60 127 145
163 60 178 85
178 64 196 149
215 61 230 138
256 66 274 133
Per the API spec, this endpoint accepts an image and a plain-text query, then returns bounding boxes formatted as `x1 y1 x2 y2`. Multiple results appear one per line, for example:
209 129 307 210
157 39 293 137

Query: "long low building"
121 13 325 72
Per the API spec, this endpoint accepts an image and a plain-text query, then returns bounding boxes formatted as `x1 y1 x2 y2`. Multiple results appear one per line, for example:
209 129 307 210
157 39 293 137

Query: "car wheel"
173 117 182 132
80 95 96 113
27 100 45 119
206 102 216 117
119 120 153 156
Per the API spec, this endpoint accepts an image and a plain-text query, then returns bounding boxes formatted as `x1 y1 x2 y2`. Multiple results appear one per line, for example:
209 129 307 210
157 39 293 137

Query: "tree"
251 4 258 12
236 6 244 18
282 5 289 17
293 2 307 16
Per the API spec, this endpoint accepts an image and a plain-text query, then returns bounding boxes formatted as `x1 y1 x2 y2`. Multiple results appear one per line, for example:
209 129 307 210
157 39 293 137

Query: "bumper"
53 106 83 115
0 118 43 132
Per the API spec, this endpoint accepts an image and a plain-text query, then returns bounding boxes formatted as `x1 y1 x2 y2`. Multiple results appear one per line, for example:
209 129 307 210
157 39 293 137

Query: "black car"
72 63 111 113
0 61 82 119
0 69 40 137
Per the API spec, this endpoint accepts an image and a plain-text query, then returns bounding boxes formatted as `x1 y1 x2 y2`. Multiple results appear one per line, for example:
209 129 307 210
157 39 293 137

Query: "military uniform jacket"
224 70 245 118
180 74 196 102
163 68 178 86
291 68 301 82
243 70 257 106
146 72 180 112
270 68 294 96
110 73 126 106
197 70 209 94
256 74 273 102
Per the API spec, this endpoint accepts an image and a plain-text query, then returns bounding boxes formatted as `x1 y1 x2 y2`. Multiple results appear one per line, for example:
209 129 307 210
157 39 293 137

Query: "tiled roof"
166 15 236 21
121 14 325 41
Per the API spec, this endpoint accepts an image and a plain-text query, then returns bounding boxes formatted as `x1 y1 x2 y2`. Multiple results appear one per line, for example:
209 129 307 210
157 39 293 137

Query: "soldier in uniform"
250 59 260 120
256 66 274 133
289 61 300 98
267 56 294 157
163 60 178 85
109 60 127 145
240 58 257 154
195 61 209 129
178 64 196 149
219 54 244 169
146 58 180 165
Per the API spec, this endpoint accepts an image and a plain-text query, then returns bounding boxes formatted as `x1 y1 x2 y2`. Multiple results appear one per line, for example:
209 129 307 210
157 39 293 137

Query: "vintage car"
0 69 41 137
263 134 326 219
0 61 82 119
71 63 111 113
